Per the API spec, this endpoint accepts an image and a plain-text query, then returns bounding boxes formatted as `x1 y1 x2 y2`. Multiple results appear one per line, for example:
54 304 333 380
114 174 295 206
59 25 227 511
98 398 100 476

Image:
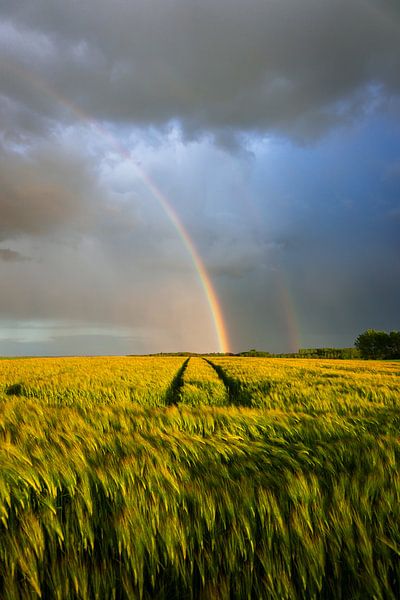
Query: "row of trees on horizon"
240 330 400 360
240 330 400 359
149 330 400 360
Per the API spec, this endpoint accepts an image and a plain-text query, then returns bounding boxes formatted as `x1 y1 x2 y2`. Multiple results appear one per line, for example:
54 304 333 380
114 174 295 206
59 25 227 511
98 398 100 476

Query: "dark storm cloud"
0 145 99 241
247 123 400 351
0 0 399 141
1 0 399 355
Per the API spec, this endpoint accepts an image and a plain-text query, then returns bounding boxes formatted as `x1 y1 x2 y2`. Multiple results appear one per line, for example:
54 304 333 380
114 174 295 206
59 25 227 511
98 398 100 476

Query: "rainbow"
275 270 301 353
4 61 230 353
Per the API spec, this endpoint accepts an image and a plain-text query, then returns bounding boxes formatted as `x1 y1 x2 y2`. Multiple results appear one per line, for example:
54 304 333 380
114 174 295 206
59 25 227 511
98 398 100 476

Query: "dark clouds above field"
1 0 400 141
0 0 399 354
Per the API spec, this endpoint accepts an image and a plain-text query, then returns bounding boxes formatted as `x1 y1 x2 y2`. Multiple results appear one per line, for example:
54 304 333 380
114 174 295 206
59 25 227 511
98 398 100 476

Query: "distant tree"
238 349 271 357
355 329 400 359
297 347 360 359
388 331 400 359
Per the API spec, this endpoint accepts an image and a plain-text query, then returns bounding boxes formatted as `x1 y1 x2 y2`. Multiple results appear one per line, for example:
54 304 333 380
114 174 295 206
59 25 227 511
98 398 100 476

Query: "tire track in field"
165 358 190 405
204 358 253 407
179 357 229 406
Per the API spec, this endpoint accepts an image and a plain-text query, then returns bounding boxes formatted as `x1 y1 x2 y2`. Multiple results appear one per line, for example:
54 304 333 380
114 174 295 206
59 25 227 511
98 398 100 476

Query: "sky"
0 0 399 355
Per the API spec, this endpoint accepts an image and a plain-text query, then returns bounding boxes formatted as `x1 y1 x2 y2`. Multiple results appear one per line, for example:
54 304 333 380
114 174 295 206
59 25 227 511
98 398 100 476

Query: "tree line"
238 330 400 360
355 329 400 359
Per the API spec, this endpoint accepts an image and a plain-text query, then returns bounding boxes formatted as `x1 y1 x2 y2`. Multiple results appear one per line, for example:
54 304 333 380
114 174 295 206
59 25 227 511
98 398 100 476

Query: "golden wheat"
0 356 399 598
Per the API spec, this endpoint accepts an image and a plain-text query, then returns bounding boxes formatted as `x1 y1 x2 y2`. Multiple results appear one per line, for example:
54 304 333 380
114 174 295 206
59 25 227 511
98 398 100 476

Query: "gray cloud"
0 248 28 262
0 1 399 355
0 125 399 354
0 135 225 352
0 0 399 142
0 333 146 357
0 145 99 241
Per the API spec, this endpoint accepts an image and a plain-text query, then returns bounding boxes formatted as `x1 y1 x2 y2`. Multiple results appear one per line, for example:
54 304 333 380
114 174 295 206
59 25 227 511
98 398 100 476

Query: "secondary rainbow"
4 61 230 353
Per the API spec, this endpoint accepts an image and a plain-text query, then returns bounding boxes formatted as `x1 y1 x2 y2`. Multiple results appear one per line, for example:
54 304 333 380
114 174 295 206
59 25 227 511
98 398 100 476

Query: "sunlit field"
1 356 400 599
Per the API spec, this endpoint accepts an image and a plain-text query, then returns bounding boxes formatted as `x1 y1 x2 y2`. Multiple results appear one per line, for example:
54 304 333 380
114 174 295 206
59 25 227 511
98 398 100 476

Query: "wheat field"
1 356 400 599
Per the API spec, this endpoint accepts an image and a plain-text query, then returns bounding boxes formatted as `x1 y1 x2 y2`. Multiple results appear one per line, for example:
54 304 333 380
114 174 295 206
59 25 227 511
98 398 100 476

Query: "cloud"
0 0 399 357
0 135 226 352
0 248 28 262
0 331 147 357
0 0 399 142
0 144 100 241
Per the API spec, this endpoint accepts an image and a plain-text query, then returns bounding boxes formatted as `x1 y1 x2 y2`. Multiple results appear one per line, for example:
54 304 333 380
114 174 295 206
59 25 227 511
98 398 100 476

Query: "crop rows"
0 356 186 407
0 356 400 599
209 357 400 413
